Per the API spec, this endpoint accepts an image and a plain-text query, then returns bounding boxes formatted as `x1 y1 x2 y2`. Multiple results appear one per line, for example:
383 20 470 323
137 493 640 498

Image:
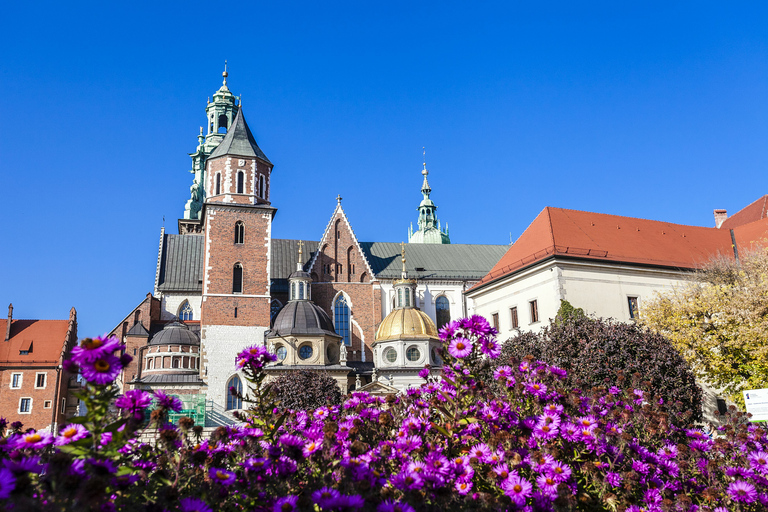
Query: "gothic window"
215 173 221 195
179 301 194 321
218 114 228 133
270 300 282 322
226 375 243 410
233 263 243 293
258 175 265 198
134 310 141 326
360 272 368 283
334 295 351 346
234 222 245 244
436 296 451 329
237 171 244 193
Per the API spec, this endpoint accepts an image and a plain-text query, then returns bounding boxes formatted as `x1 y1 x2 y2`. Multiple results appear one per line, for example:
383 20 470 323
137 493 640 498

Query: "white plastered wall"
379 281 465 326
160 293 203 321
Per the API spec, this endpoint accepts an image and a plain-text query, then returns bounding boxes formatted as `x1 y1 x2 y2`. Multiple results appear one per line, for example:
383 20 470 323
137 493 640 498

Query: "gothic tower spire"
407 149 451 244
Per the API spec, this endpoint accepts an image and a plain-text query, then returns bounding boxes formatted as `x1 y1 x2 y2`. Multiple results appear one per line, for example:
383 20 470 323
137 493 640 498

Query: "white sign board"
743 388 768 422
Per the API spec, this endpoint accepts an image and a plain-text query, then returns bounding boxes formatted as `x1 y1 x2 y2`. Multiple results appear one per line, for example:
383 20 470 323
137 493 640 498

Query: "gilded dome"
376 308 439 341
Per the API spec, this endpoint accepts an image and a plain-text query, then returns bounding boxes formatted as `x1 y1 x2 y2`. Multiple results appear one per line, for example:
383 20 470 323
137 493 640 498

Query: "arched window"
334 295 351 346
234 221 245 244
291 282 296 300
298 282 305 300
179 301 193 321
172 358 180 369
218 114 228 133
226 375 243 410
436 296 451 329
233 263 243 293
237 171 244 193
258 175 265 198
270 300 282 322
215 173 221 195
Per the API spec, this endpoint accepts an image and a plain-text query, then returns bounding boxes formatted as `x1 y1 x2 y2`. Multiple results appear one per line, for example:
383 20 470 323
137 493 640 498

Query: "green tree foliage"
270 369 343 410
642 248 768 408
555 299 585 325
499 315 703 424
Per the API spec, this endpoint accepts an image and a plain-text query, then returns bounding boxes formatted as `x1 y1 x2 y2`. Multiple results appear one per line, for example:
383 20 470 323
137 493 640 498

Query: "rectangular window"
529 300 539 324
11 373 22 389
44 401 52 409
19 398 31 414
491 313 499 330
35 373 46 389
510 307 519 329
628 296 639 320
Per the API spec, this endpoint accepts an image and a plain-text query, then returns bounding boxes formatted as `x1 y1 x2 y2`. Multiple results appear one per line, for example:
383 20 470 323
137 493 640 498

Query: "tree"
554 299 585 325
499 315 703 424
642 248 768 408
270 370 343 410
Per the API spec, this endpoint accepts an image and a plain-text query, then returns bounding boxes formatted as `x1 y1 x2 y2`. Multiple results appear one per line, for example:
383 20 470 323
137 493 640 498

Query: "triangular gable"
358 380 399 395
307 201 375 279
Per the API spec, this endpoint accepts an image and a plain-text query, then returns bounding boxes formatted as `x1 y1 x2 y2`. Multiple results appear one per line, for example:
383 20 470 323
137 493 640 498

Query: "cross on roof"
336 194 342 204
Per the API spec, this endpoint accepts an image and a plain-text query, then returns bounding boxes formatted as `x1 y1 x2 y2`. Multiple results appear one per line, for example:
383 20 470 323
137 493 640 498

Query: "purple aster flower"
502 475 532 506
14 430 53 450
377 499 416 512
3 456 45 474
80 353 123 385
605 472 622 487
480 337 501 358
273 495 299 512
468 443 492 463
748 451 768 473
455 479 473 495
448 337 473 358
438 320 459 340
115 389 152 419
548 365 567 378
70 335 121 363
237 344 277 370
0 468 16 500
209 467 236 486
418 367 430 379
547 461 572 482
311 487 341 509
536 474 558 496
338 494 364 509
154 390 183 412
302 440 321 457
87 458 118 474
243 457 271 473
180 497 213 512
533 422 558 440
391 469 424 491
424 452 451 477
728 480 757 503
55 424 89 446
518 361 531 373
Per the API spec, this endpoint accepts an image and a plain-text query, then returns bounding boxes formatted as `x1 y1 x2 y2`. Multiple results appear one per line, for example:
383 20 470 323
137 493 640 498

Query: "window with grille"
234 222 245 244
227 376 243 410
334 295 351 346
436 296 451 329
179 301 194 321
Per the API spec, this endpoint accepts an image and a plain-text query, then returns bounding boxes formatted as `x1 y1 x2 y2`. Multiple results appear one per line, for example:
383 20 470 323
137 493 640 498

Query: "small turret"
408 149 451 244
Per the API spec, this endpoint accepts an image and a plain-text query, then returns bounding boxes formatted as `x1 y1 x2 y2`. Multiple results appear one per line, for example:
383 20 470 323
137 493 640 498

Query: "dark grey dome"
149 320 200 346
270 301 341 338
289 270 312 280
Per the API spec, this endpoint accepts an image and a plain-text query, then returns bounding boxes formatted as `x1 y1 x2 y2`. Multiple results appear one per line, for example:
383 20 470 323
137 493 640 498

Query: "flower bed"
0 317 766 511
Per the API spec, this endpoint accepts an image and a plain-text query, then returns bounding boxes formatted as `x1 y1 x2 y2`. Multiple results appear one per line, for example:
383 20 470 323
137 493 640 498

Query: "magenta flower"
524 381 548 397
0 468 15 500
302 440 321 457
209 467 236 486
377 499 416 512
535 474 558 496
547 461 572 482
180 498 213 512
502 475 532 506
418 367 430 379
468 443 492 463
313 406 330 420
455 479 473 495
728 480 757 503
748 450 768 473
154 390 183 412
236 344 277 370
447 337 472 358
480 337 501 358
14 430 53 450
55 424 89 446
311 487 341 509
80 353 123 385
533 422 558 440
605 471 623 487
273 495 299 512
115 389 152 419
70 335 120 363
438 320 459 340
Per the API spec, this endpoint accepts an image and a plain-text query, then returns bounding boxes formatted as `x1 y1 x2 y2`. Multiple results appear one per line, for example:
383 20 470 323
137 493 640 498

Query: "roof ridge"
548 206 721 229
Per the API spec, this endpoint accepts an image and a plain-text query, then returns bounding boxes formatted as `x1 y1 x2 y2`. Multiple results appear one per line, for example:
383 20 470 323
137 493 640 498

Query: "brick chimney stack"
714 209 728 229
5 303 12 341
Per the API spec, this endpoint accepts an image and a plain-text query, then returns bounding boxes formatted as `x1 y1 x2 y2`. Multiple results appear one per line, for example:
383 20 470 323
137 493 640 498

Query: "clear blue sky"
1 1 766 338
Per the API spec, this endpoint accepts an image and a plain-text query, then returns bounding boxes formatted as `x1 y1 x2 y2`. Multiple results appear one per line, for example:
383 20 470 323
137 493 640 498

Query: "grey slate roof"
134 373 205 385
270 300 340 337
156 235 204 292
359 242 509 280
149 320 200 346
270 239 319 295
126 322 149 337
208 109 271 164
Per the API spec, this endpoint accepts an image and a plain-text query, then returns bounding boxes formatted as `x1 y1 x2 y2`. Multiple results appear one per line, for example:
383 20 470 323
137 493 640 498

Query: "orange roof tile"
470 206 755 292
733 217 768 253
721 195 768 229
0 319 71 365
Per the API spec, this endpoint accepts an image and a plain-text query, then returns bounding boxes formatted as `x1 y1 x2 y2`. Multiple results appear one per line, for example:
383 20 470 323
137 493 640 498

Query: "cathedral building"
108 71 508 424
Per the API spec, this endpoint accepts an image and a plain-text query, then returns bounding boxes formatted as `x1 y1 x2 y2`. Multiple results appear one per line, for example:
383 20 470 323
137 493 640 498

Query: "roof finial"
400 242 407 278
297 240 304 271
422 147 428 176
336 194 342 204
223 60 228 85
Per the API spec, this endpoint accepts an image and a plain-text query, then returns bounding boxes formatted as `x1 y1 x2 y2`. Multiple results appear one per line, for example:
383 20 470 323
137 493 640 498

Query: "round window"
276 346 287 361
406 346 421 362
384 348 397 363
431 347 442 366
299 345 313 360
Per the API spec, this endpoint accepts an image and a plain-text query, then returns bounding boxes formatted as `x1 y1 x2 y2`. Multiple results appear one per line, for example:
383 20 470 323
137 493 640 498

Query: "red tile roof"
0 320 71 365
733 217 768 253
721 195 768 229
470 206 765 292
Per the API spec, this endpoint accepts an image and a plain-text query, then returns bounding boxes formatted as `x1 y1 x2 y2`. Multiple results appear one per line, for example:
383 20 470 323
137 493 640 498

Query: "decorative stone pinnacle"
422 147 428 176
297 241 304 271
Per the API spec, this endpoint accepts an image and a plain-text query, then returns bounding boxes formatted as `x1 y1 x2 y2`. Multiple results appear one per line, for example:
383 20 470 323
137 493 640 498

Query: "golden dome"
376 308 439 341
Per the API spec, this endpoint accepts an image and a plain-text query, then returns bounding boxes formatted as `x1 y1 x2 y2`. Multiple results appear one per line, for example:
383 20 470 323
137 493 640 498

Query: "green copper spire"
408 150 450 244
183 63 241 220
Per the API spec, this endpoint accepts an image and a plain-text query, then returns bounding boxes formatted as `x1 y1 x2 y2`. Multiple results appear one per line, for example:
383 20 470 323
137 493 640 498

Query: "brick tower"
199 92 275 409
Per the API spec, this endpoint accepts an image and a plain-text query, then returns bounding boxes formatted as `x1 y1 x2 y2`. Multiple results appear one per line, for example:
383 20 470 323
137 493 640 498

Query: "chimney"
714 209 727 229
5 303 12 341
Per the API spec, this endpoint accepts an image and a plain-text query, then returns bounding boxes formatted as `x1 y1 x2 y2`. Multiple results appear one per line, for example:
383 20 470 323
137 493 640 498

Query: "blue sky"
1 1 766 337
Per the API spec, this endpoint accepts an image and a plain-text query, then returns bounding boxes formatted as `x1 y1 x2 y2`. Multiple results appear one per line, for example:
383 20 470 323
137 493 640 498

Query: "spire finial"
422 147 428 176
223 60 228 85
400 242 407 278
297 240 304 271
336 194 342 204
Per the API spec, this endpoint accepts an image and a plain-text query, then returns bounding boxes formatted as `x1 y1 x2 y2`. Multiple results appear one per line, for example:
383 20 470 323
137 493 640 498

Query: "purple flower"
547 461 572 482
302 440 321 457
418 367 430 379
605 471 622 487
80 353 123 385
525 381 548 398
70 335 120 363
115 389 152 419
242 457 271 473
237 345 277 370
438 320 459 340
447 337 472 358
55 424 89 446
748 451 768 474
535 474 558 496
209 467 236 486
480 337 501 358
0 468 15 500
377 499 416 512
468 443 492 463
311 487 341 509
273 496 299 512
154 390 183 412
180 498 213 512
728 480 757 504
14 430 53 450
455 479 473 495
502 475 532 506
